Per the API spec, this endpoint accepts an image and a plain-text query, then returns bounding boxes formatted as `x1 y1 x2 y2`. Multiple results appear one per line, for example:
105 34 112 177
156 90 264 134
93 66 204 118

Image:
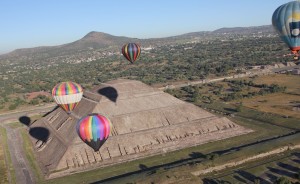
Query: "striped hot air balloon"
51 82 83 113
121 43 141 63
273 1 300 60
76 114 112 151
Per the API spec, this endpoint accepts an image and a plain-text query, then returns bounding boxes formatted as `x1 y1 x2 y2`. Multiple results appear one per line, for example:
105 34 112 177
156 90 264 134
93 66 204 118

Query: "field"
253 74 300 95
0 126 16 184
238 74 300 119
240 93 300 119
167 74 300 119
0 126 9 184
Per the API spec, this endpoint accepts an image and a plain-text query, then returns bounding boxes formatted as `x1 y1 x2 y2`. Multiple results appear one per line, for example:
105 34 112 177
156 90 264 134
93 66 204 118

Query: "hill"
0 25 276 64
213 25 275 34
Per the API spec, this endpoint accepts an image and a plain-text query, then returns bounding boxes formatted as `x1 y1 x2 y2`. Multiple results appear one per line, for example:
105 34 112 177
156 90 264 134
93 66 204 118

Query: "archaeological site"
29 79 253 178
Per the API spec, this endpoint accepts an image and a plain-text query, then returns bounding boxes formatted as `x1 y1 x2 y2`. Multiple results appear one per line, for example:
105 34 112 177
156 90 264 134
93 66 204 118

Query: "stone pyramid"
29 79 252 178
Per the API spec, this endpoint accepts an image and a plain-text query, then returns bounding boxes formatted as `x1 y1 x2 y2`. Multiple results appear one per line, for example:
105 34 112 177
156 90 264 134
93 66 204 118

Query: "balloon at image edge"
51 81 83 113
76 114 112 152
122 43 141 63
272 1 300 59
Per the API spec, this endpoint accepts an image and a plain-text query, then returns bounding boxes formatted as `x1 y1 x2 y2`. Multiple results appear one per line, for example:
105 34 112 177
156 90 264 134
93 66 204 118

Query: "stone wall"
51 116 252 178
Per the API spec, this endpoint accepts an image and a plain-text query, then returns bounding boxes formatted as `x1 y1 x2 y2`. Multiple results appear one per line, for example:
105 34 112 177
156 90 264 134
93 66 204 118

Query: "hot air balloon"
76 114 112 151
52 82 83 114
272 1 300 60
122 43 141 63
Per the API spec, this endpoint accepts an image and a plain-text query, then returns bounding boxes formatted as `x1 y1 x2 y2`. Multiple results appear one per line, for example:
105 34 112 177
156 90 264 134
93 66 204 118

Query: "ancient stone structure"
29 79 252 178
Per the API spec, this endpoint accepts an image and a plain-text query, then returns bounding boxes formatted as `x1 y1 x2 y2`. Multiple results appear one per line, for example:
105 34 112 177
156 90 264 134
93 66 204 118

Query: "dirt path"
3 124 35 184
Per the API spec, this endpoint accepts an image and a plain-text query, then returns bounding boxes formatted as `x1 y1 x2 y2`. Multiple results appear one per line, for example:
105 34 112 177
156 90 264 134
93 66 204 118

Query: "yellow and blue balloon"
273 1 300 59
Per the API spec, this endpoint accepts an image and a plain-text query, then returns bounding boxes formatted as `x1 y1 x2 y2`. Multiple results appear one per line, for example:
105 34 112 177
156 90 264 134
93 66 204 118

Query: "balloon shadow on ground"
19 116 31 126
98 87 118 103
29 127 50 142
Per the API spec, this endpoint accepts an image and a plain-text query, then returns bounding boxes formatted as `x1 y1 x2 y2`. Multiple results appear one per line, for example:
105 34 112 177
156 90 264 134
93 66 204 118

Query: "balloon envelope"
272 1 300 53
52 82 83 113
122 43 141 63
76 114 112 151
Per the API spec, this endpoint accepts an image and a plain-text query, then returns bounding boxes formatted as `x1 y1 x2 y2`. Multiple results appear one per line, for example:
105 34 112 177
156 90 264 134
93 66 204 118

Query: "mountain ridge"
0 25 276 61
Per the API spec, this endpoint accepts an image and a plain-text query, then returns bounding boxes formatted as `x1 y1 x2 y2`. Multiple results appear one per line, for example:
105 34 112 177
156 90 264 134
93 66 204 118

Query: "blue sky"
0 0 290 54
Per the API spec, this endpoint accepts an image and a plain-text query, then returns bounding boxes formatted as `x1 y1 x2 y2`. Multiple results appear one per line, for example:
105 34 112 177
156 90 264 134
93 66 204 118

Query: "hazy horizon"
0 0 289 54
0 24 273 55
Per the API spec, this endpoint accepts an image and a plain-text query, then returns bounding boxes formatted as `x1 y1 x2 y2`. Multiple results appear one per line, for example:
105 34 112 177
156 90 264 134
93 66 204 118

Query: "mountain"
2 32 138 59
213 25 275 34
61 31 140 51
0 25 276 63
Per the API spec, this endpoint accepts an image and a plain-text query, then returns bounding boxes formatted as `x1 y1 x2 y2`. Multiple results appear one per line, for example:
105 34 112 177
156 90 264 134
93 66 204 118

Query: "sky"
0 0 290 54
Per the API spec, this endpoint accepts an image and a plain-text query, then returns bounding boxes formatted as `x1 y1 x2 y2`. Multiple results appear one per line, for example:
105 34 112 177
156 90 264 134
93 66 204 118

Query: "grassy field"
253 74 300 95
0 126 16 184
240 93 300 119
236 74 300 119
173 74 300 121
0 126 9 184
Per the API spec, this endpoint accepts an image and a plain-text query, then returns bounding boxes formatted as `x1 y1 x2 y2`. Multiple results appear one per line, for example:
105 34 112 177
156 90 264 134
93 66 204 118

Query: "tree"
29 99 39 105
207 95 214 104
8 104 17 110
236 102 243 112
192 87 201 103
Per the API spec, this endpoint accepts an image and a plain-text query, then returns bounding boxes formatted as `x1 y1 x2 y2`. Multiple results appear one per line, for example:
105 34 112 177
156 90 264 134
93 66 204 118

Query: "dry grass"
0 127 9 184
253 74 300 94
234 74 300 118
240 93 300 119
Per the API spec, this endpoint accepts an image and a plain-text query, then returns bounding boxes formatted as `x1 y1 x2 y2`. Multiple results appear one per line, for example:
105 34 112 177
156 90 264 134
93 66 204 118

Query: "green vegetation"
0 126 16 184
0 36 287 111
0 127 9 184
159 74 300 183
166 74 300 119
